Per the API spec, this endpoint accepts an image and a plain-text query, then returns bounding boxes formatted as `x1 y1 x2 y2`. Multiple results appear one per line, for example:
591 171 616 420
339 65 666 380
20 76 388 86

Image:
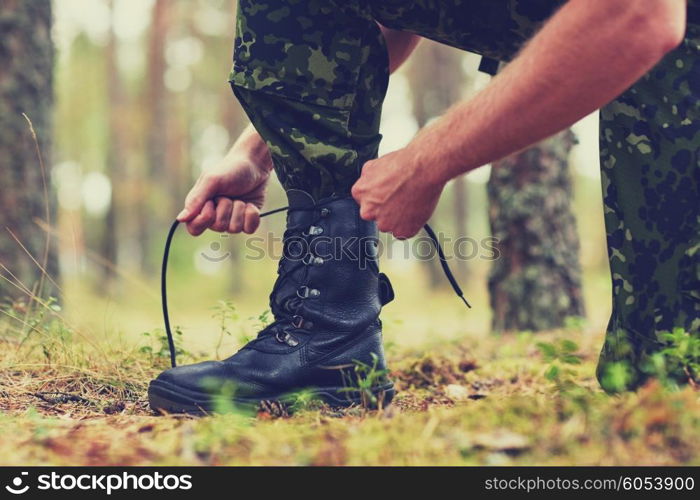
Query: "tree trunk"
99 0 125 288
0 0 57 302
488 129 585 332
139 0 170 274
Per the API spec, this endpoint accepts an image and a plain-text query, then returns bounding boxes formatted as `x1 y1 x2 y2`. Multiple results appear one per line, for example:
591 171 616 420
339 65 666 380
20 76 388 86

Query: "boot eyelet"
313 257 324 266
297 286 321 298
283 297 300 312
276 330 299 347
308 225 323 236
320 208 331 217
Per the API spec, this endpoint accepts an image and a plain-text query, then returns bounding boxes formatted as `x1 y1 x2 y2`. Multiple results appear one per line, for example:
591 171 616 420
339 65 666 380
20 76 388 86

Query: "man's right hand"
176 154 270 236
176 124 273 236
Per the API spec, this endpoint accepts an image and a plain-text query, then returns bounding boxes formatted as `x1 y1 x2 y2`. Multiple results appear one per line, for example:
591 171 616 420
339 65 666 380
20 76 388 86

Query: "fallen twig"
31 391 94 406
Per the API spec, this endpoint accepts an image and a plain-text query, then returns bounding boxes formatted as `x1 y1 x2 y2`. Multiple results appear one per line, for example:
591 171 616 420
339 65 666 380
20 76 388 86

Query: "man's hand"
351 148 444 239
177 125 273 236
177 158 269 236
349 26 427 238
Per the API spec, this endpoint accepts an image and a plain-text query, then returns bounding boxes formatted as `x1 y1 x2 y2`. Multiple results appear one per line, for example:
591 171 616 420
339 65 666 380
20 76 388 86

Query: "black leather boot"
148 190 395 413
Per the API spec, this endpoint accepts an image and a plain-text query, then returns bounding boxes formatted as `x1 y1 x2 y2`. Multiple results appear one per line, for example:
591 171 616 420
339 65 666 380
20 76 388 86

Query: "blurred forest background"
2 0 611 354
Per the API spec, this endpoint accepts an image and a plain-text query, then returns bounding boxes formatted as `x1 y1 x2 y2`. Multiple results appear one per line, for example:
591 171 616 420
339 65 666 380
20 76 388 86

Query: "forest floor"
1 305 699 466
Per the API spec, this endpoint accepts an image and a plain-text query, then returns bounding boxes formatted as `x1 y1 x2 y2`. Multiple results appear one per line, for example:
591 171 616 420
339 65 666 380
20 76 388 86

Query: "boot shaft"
271 190 388 335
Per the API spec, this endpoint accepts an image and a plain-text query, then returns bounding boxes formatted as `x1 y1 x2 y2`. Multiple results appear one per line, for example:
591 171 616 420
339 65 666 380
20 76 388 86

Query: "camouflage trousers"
229 0 700 389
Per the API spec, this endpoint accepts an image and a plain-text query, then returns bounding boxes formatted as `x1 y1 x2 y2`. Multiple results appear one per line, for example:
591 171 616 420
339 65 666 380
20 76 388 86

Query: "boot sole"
148 378 395 415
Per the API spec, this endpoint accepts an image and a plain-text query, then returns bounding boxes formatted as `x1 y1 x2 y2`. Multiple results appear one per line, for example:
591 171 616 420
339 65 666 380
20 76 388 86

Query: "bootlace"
161 200 470 368
248 202 330 347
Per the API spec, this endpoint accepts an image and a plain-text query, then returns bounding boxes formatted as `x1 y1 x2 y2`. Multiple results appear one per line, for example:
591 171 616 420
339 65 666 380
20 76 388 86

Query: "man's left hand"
351 148 444 239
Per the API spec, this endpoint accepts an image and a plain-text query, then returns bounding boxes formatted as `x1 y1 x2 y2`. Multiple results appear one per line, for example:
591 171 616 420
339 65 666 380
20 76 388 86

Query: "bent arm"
409 0 687 186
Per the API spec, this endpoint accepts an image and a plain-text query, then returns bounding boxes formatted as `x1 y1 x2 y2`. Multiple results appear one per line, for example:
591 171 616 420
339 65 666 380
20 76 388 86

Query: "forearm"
227 123 273 173
410 0 686 185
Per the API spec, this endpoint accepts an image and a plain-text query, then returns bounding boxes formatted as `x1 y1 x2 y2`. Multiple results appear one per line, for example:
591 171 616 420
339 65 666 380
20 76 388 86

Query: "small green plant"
537 339 581 366
2 296 58 339
140 326 190 365
212 300 238 359
2 296 75 363
537 339 590 419
252 309 271 330
200 378 244 415
339 353 391 410
645 328 700 388
599 361 635 393
287 389 325 413
238 309 272 345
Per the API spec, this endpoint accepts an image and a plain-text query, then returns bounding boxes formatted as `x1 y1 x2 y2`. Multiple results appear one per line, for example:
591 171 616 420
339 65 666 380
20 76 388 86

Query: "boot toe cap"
153 360 272 398
155 361 228 391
